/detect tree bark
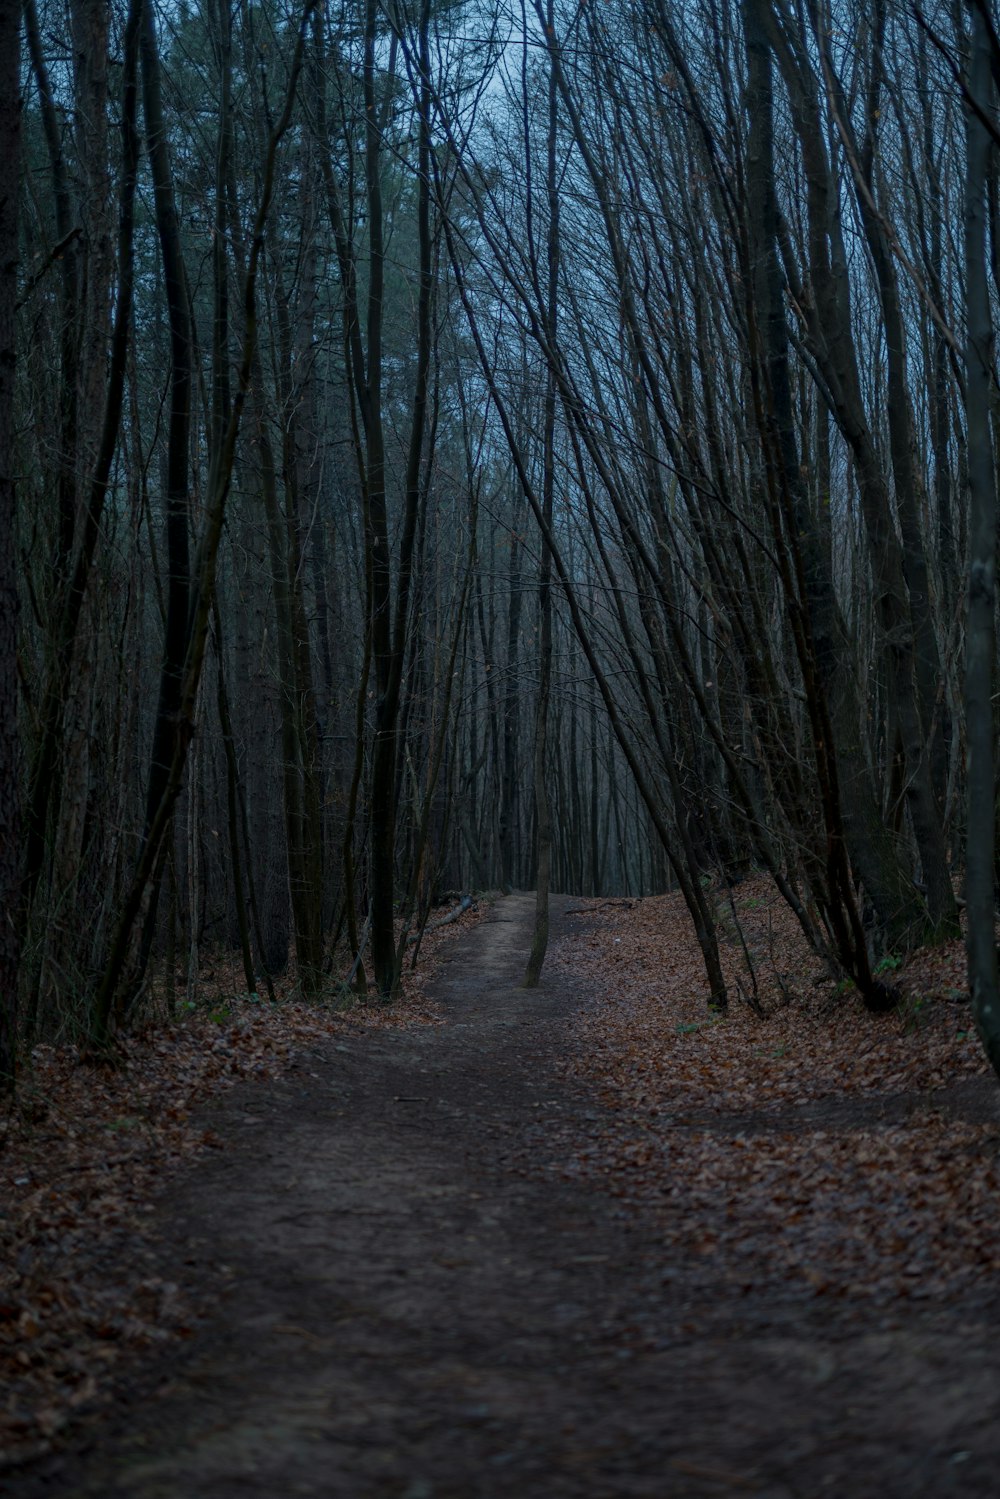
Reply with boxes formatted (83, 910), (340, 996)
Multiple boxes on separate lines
(0, 0), (21, 1087)
(964, 3), (1000, 1081)
(525, 0), (559, 988)
(140, 0), (192, 840)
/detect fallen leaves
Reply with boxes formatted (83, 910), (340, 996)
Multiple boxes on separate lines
(0, 895), (486, 1471)
(556, 878), (1000, 1305)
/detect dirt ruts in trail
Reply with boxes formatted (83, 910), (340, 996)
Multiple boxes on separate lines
(14, 891), (1000, 1497)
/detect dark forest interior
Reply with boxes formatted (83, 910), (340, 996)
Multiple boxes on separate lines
(4, 0), (1000, 1057)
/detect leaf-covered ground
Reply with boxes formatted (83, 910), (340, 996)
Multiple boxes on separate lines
(0, 904), (481, 1471)
(554, 879), (999, 1304)
(6, 887), (1000, 1498)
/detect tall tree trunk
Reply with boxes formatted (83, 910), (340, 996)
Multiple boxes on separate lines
(367, 0), (434, 998)
(213, 603), (257, 997)
(964, 3), (1000, 1080)
(525, 0), (559, 987)
(362, 0), (396, 999)
(140, 0), (191, 840)
(0, 0), (21, 1087)
(500, 492), (524, 892)
(524, 540), (553, 984)
(274, 277), (325, 995)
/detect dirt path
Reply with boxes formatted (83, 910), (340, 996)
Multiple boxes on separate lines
(15, 893), (1000, 1497)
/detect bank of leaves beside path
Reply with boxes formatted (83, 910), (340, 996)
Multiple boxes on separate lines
(555, 880), (998, 1303)
(0, 903), (482, 1472)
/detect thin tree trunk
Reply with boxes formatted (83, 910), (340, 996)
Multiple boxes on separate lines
(214, 605), (256, 997)
(964, 4), (1000, 1080)
(0, 0), (21, 1088)
(525, 2), (559, 988)
(139, 0), (192, 840)
(500, 492), (524, 893)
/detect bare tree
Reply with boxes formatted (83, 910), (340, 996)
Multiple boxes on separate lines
(0, 0), (22, 1087)
(964, 0), (1000, 1078)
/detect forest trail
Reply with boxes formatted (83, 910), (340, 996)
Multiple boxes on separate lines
(15, 892), (1000, 1498)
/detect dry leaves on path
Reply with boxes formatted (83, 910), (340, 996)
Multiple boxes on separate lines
(0, 897), (486, 1472)
(555, 878), (1000, 1304)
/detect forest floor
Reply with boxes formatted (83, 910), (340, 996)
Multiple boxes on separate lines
(5, 884), (1000, 1496)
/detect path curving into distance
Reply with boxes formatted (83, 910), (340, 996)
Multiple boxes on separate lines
(17, 892), (1000, 1498)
